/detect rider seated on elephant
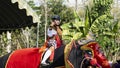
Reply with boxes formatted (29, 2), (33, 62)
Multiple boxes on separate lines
(41, 15), (63, 65)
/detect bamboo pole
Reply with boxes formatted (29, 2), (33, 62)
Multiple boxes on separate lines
(44, 0), (47, 42)
(36, 22), (40, 47)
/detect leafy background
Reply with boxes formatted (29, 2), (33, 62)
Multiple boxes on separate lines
(0, 0), (120, 62)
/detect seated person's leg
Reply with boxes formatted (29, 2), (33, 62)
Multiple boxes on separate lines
(41, 46), (54, 65)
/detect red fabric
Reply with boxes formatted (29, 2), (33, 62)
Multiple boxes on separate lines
(6, 48), (42, 68)
(90, 58), (97, 65)
(87, 43), (110, 68)
(55, 35), (62, 48)
(94, 53), (110, 68)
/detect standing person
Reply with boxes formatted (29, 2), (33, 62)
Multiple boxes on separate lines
(41, 15), (63, 65)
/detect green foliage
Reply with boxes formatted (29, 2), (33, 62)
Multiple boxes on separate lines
(27, 0), (76, 44)
(90, 0), (120, 61)
(61, 11), (83, 43)
(47, 0), (75, 23)
(91, 0), (113, 22)
(62, 0), (119, 60)
(0, 27), (38, 56)
(0, 33), (8, 56)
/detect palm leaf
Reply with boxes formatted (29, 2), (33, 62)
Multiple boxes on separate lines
(84, 8), (90, 36)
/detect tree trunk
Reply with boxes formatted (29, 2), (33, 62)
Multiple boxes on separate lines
(44, 0), (47, 42)
(6, 31), (11, 53)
